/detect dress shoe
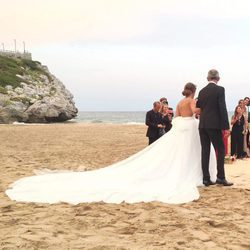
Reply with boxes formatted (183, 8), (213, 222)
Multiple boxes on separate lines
(203, 180), (216, 187)
(216, 178), (233, 186)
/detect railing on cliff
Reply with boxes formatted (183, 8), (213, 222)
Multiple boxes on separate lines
(0, 50), (32, 60)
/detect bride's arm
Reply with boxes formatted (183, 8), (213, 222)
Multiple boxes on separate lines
(190, 99), (200, 115)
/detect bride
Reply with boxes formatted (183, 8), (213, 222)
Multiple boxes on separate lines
(6, 83), (217, 205)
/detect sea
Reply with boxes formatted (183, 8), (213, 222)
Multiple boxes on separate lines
(73, 111), (234, 125)
(75, 111), (146, 124)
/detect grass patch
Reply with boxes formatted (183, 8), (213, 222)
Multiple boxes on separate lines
(0, 55), (24, 88)
(21, 59), (39, 70)
(20, 59), (52, 81)
(0, 55), (52, 89)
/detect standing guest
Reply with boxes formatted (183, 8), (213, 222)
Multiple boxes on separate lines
(231, 105), (246, 160)
(159, 97), (168, 105)
(239, 99), (249, 156)
(145, 101), (164, 145)
(239, 99), (247, 118)
(167, 107), (174, 121)
(159, 97), (168, 113)
(244, 97), (250, 149)
(159, 104), (172, 137)
(159, 97), (174, 120)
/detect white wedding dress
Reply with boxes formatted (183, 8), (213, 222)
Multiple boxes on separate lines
(6, 116), (217, 205)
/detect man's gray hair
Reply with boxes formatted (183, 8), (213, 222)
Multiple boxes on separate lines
(207, 69), (220, 80)
(153, 101), (161, 107)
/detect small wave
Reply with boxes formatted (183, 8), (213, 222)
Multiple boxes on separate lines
(12, 122), (48, 126)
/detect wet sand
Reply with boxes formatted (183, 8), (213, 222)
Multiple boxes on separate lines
(0, 123), (249, 249)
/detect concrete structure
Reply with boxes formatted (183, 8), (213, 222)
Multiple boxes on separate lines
(0, 50), (32, 60)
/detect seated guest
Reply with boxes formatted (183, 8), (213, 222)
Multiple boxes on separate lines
(231, 105), (246, 160)
(145, 101), (164, 145)
(159, 103), (172, 136)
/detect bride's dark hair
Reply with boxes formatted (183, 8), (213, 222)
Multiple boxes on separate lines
(182, 82), (196, 97)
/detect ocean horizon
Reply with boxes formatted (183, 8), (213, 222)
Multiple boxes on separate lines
(74, 111), (234, 125)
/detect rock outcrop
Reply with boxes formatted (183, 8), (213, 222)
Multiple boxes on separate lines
(0, 56), (78, 123)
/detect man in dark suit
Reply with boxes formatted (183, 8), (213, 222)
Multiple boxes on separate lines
(196, 69), (233, 186)
(145, 101), (164, 145)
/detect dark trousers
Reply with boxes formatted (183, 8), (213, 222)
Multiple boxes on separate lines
(231, 129), (244, 158)
(199, 128), (225, 181)
(148, 137), (158, 145)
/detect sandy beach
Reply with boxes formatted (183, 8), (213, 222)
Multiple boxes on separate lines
(0, 123), (249, 249)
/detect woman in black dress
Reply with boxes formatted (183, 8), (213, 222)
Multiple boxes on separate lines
(159, 103), (172, 137)
(231, 105), (247, 159)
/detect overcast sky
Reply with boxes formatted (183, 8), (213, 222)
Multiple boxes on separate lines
(1, 0), (250, 111)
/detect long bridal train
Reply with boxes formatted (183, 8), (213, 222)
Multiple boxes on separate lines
(6, 117), (217, 205)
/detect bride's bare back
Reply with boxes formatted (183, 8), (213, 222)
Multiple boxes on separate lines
(176, 97), (197, 117)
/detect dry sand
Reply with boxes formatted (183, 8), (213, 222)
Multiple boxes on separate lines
(0, 123), (249, 250)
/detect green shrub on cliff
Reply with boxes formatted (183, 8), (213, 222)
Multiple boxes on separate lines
(21, 59), (39, 70)
(0, 55), (51, 89)
(0, 56), (24, 88)
(20, 59), (51, 81)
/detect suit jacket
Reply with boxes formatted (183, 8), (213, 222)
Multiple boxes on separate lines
(196, 82), (229, 130)
(145, 109), (162, 138)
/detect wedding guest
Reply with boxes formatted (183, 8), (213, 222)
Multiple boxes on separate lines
(159, 97), (174, 120)
(244, 96), (250, 118)
(244, 97), (250, 149)
(230, 105), (246, 160)
(159, 104), (172, 137)
(238, 99), (247, 119)
(159, 97), (168, 105)
(168, 107), (174, 120)
(145, 101), (164, 145)
(244, 96), (250, 110)
(239, 99), (249, 156)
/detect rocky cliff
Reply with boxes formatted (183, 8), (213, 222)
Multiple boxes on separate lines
(0, 55), (78, 123)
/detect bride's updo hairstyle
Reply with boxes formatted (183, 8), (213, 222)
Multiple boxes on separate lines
(182, 82), (196, 97)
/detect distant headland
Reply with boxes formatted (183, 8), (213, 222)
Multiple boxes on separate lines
(0, 50), (78, 123)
